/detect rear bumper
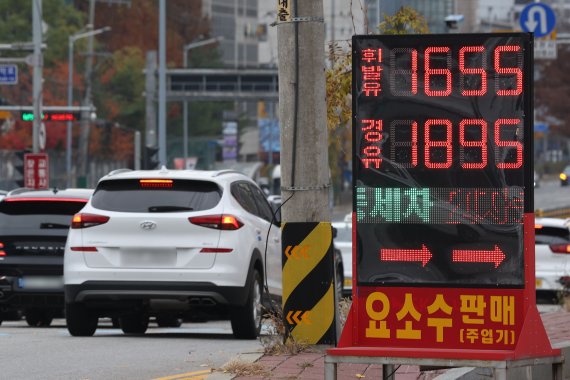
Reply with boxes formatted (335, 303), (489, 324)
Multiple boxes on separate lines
(0, 276), (63, 311)
(65, 281), (250, 307)
(0, 257), (62, 277)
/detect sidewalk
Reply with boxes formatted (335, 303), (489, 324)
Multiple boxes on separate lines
(211, 309), (570, 380)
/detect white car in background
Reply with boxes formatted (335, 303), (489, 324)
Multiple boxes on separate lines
(535, 217), (570, 304)
(332, 213), (352, 297)
(64, 168), (282, 338)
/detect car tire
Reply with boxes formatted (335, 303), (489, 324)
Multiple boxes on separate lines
(0, 319), (2, 326)
(25, 309), (53, 327)
(231, 269), (262, 339)
(156, 315), (182, 328)
(120, 313), (149, 334)
(66, 303), (98, 336)
(111, 317), (121, 328)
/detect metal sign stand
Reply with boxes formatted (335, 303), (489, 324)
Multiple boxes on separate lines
(324, 354), (563, 380)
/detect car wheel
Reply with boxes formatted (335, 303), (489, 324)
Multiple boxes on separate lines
(156, 315), (182, 328)
(66, 303), (98, 336)
(111, 317), (121, 328)
(231, 269), (262, 339)
(25, 309), (53, 327)
(120, 313), (149, 334)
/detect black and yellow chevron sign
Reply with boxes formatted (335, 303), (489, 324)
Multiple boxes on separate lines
(282, 222), (337, 345)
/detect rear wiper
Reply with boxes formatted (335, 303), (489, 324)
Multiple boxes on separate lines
(148, 206), (194, 212)
(40, 223), (70, 229)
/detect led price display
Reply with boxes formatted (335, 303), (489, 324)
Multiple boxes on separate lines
(353, 34), (532, 288)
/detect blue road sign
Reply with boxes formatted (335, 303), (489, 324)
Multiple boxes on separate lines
(0, 65), (17, 85)
(534, 123), (549, 133)
(520, 2), (556, 38)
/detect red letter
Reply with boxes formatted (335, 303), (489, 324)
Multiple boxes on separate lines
(459, 119), (488, 169)
(459, 46), (487, 96)
(390, 48), (418, 96)
(425, 119), (452, 169)
(494, 45), (522, 96)
(495, 118), (522, 169)
(425, 47), (451, 97)
(389, 120), (418, 168)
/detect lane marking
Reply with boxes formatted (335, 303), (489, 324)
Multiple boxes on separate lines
(152, 369), (211, 380)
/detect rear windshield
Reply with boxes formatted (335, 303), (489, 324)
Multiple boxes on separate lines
(0, 199), (87, 232)
(91, 179), (222, 212)
(535, 226), (570, 245)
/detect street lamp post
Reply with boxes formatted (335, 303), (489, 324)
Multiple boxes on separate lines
(67, 26), (111, 188)
(182, 37), (223, 167)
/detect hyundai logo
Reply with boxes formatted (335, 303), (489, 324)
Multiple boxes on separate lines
(140, 221), (157, 230)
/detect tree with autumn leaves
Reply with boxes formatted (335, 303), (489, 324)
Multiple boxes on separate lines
(0, 0), (220, 162)
(0, 0), (84, 150)
(325, 7), (429, 196)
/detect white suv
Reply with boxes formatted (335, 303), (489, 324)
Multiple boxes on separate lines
(64, 168), (282, 338)
(535, 217), (570, 303)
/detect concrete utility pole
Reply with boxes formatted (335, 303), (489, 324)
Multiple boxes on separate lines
(278, 1), (330, 223)
(32, 0), (43, 153)
(77, 0), (96, 186)
(145, 51), (158, 150)
(277, 0), (336, 345)
(158, 0), (167, 166)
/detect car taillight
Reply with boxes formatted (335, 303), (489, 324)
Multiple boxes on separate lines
(70, 246), (98, 252)
(71, 213), (110, 229)
(189, 215), (243, 230)
(549, 244), (570, 254)
(139, 179), (173, 188)
(200, 248), (234, 253)
(0, 242), (5, 256)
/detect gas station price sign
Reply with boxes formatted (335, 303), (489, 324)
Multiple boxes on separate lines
(353, 33), (533, 289)
(331, 33), (559, 357)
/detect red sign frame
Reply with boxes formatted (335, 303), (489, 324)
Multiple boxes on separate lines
(24, 153), (49, 190)
(329, 33), (558, 361)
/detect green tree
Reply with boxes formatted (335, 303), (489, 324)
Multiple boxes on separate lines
(0, 0), (84, 66)
(96, 47), (145, 130)
(326, 7), (429, 199)
(378, 6), (429, 35)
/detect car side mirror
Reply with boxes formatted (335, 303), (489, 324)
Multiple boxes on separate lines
(272, 209), (281, 227)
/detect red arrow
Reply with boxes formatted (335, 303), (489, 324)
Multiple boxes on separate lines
(380, 245), (432, 267)
(452, 245), (505, 268)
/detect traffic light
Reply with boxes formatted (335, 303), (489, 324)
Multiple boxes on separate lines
(143, 146), (160, 170)
(13, 149), (31, 188)
(20, 111), (80, 122)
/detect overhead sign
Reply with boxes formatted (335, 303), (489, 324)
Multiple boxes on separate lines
(535, 39), (557, 59)
(534, 123), (549, 133)
(0, 65), (18, 85)
(330, 33), (557, 361)
(520, 2), (556, 37)
(24, 153), (49, 189)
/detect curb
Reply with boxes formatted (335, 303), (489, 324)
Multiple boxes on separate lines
(207, 352), (265, 380)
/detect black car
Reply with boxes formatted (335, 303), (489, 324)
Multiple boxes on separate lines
(0, 188), (92, 326)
